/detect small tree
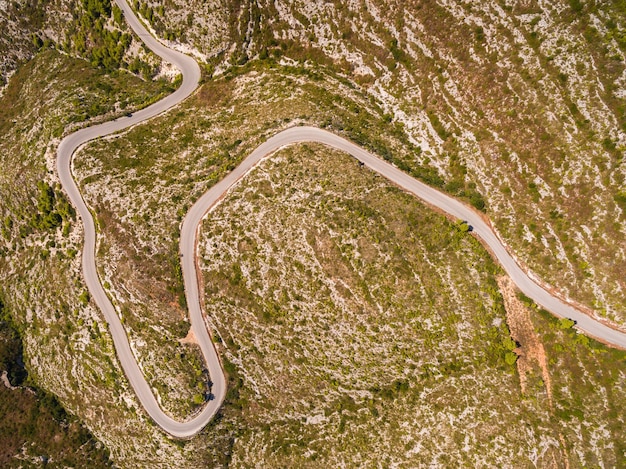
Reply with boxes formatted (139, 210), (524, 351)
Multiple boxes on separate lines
(557, 318), (576, 330)
(505, 352), (518, 366)
(79, 291), (90, 307)
(503, 337), (517, 351)
(456, 220), (471, 233)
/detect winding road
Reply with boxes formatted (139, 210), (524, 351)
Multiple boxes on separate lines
(56, 0), (626, 439)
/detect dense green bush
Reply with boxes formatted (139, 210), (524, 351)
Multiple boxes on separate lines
(28, 182), (74, 232)
(61, 0), (134, 71)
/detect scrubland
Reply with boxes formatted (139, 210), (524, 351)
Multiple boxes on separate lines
(1, 0), (625, 467)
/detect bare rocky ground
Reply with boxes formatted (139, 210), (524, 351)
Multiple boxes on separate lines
(498, 276), (552, 401)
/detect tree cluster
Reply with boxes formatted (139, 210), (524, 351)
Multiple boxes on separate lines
(29, 181), (75, 232)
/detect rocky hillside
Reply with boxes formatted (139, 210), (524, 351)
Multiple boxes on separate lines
(1, 0), (170, 89)
(0, 49), (193, 466)
(1, 0), (625, 467)
(74, 59), (626, 467)
(141, 0), (626, 327)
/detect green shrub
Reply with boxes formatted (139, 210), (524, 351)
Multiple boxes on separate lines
(505, 351), (518, 365)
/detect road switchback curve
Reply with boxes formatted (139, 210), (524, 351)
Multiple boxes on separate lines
(56, 0), (626, 439)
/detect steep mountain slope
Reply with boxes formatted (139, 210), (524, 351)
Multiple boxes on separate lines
(1, 0), (625, 467)
(0, 49), (200, 466)
(0, 299), (113, 467)
(0, 0), (56, 85)
(74, 61), (626, 466)
(143, 0), (626, 326)
(0, 0), (168, 88)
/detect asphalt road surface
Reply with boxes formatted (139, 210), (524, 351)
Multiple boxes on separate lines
(56, 0), (216, 439)
(56, 0), (626, 439)
(184, 126), (626, 354)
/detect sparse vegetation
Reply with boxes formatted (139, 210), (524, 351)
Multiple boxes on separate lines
(69, 49), (626, 464)
(557, 317), (576, 330)
(0, 49), (206, 466)
(1, 0), (626, 466)
(190, 145), (624, 466)
(0, 297), (113, 468)
(143, 0), (626, 326)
